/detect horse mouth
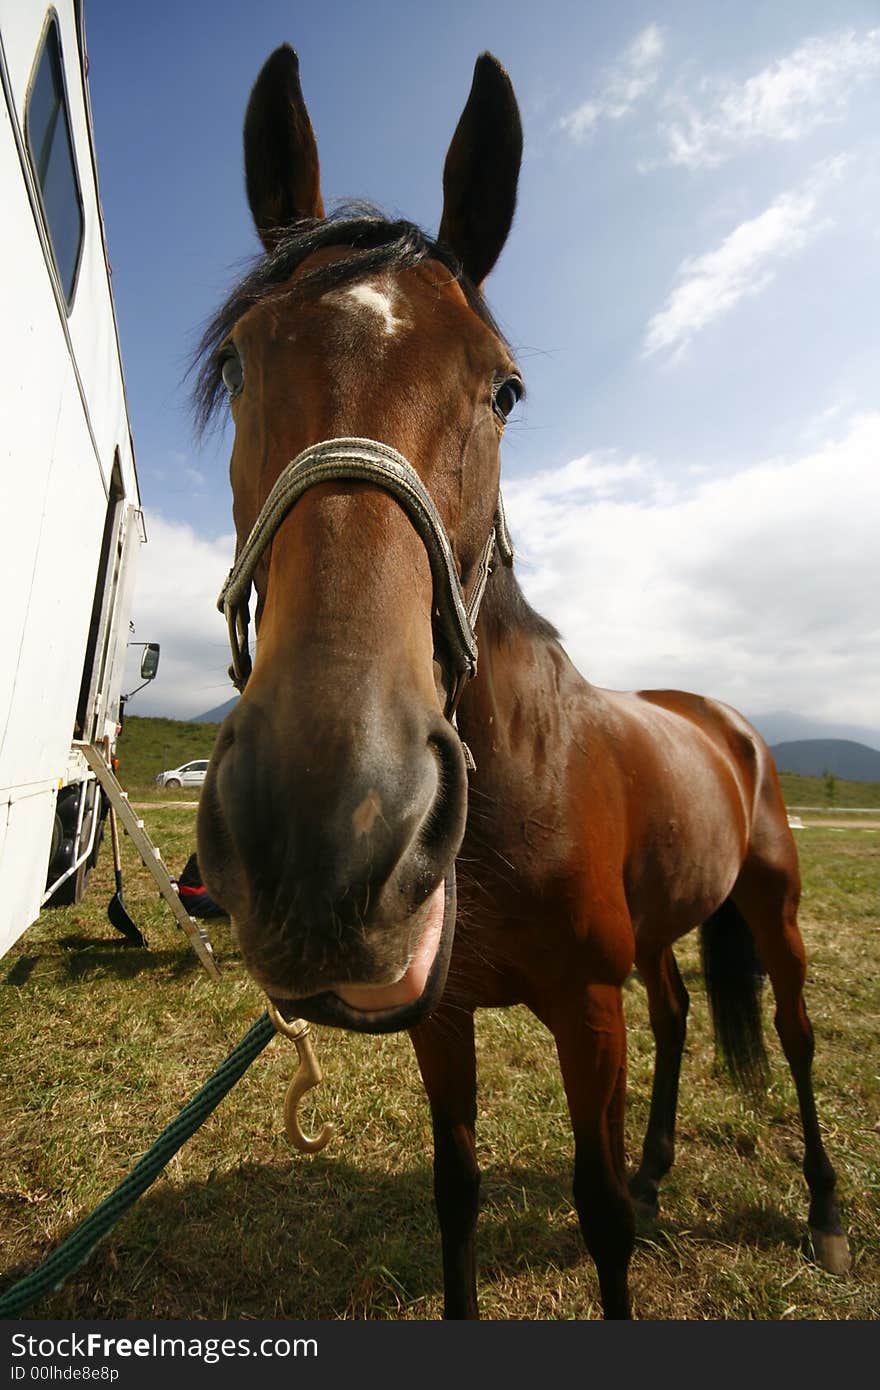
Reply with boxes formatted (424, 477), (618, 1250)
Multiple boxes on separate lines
(268, 874), (457, 1035)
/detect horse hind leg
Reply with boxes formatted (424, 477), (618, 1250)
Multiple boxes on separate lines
(409, 1006), (481, 1318)
(731, 863), (851, 1276)
(629, 945), (690, 1219)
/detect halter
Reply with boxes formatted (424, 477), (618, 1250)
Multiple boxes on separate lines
(218, 436), (513, 719)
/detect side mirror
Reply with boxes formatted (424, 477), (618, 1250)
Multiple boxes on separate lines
(140, 643), (160, 681)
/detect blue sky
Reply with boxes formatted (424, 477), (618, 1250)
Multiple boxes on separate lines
(93, 1), (880, 736)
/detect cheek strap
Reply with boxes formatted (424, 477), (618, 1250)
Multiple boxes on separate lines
(218, 436), (512, 717)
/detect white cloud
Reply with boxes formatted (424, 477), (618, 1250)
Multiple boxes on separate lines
(798, 397), (854, 444)
(511, 451), (651, 501)
(642, 158), (845, 360)
(503, 413), (880, 728)
(560, 24), (665, 141)
(123, 515), (236, 720)
(658, 28), (880, 169)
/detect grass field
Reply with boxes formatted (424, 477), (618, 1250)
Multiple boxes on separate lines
(115, 716), (219, 801)
(780, 772), (880, 811)
(1, 784), (877, 1321)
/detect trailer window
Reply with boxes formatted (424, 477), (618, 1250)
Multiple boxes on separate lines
(25, 16), (84, 306)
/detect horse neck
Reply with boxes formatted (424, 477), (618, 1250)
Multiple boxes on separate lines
(456, 565), (587, 779)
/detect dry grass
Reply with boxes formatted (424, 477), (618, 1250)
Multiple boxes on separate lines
(1, 810), (877, 1321)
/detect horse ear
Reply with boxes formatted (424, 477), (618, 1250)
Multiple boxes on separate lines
(439, 53), (522, 287)
(244, 45), (325, 250)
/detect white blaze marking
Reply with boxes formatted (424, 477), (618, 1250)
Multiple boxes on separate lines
(343, 282), (404, 336)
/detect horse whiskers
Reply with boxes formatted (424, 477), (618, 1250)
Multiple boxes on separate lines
(458, 837), (519, 892)
(420, 1000), (474, 1043)
(467, 789), (500, 811)
(454, 871), (499, 908)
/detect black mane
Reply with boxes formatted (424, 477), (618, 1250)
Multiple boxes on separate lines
(483, 560), (560, 645)
(191, 204), (509, 434)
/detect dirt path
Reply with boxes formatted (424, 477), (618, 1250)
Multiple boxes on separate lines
(795, 819), (879, 829)
(132, 800), (198, 810)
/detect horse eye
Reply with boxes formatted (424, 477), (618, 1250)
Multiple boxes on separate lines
(493, 376), (522, 422)
(221, 349), (244, 398)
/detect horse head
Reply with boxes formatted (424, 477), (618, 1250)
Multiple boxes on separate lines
(197, 46), (522, 1033)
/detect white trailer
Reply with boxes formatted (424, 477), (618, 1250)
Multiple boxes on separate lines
(0, 0), (146, 955)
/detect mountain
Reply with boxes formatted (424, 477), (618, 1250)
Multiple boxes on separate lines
(769, 739), (880, 782)
(191, 697), (239, 723)
(747, 710), (880, 752)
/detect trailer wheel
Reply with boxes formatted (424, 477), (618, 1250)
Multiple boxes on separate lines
(44, 782), (106, 908)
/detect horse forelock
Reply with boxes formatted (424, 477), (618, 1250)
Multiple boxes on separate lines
(190, 203), (511, 436)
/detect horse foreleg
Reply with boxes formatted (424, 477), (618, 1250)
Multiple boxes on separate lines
(409, 1007), (480, 1318)
(548, 981), (634, 1319)
(629, 945), (689, 1219)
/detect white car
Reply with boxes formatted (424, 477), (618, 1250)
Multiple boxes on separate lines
(155, 759), (209, 789)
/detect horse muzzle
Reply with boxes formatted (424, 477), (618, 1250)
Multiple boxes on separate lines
(198, 687), (466, 1032)
(267, 874), (458, 1035)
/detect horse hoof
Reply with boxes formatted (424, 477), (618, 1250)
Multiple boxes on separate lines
(629, 1192), (659, 1224)
(809, 1227), (851, 1276)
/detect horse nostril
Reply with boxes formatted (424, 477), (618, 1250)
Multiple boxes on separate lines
(420, 726), (468, 858)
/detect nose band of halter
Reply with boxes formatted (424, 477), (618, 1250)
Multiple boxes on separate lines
(217, 436), (513, 714)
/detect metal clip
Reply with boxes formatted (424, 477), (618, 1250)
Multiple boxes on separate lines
(267, 1002), (334, 1154)
(450, 710), (476, 772)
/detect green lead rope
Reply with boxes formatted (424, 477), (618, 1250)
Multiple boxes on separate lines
(0, 1011), (277, 1319)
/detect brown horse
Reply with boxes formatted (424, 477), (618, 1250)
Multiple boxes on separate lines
(195, 45), (850, 1318)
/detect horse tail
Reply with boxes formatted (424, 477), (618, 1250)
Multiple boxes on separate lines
(699, 898), (769, 1096)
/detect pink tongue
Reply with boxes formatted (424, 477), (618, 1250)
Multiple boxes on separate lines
(335, 883), (445, 1013)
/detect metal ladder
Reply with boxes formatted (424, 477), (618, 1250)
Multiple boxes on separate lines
(79, 743), (220, 980)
